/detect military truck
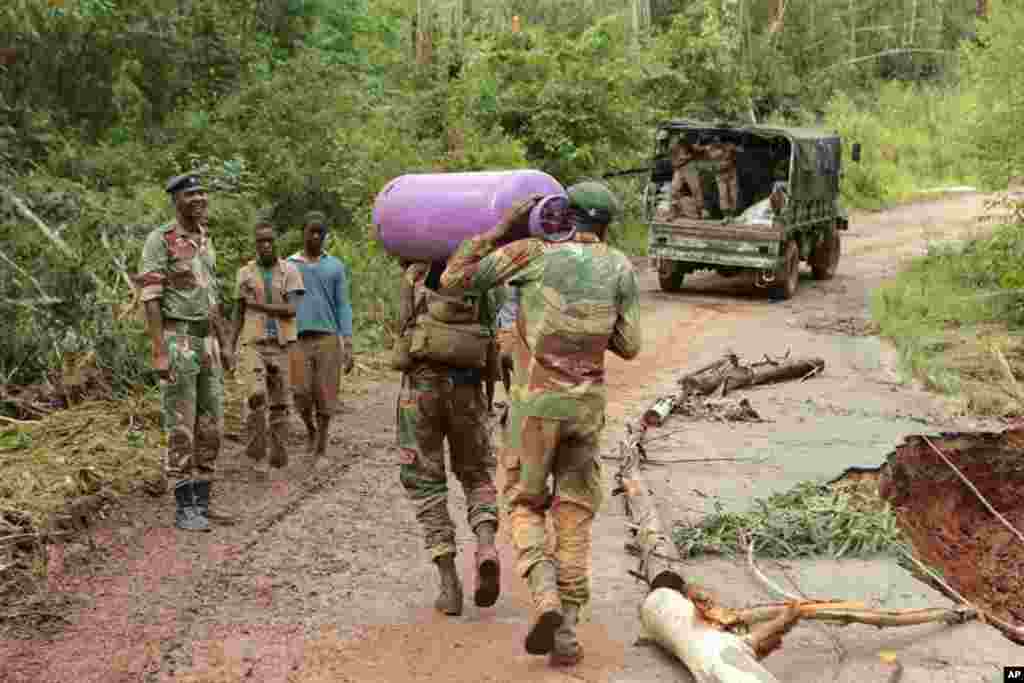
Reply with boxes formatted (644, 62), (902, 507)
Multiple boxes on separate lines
(642, 120), (859, 300)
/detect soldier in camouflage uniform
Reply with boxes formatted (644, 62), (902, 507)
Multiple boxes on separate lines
(396, 260), (500, 616)
(668, 138), (707, 220)
(137, 173), (235, 532)
(442, 182), (642, 666)
(706, 142), (740, 217)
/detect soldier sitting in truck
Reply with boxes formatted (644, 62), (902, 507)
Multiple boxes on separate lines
(666, 138), (706, 220)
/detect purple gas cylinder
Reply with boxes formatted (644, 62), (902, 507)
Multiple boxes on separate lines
(372, 170), (565, 262)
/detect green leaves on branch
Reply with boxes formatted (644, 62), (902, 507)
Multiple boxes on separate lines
(672, 480), (902, 559)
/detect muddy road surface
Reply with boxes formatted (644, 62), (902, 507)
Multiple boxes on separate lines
(2, 193), (1019, 682)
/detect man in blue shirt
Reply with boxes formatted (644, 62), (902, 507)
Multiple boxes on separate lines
(288, 211), (354, 463)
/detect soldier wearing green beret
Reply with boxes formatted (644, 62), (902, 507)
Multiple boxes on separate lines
(442, 181), (642, 667)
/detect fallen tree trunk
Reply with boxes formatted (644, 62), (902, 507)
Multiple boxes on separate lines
(615, 423), (684, 592)
(640, 588), (784, 683)
(642, 353), (823, 426)
(680, 355), (825, 396)
(616, 422), (795, 679)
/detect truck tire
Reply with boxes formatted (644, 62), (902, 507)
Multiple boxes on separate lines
(810, 229), (841, 280)
(768, 240), (799, 301)
(658, 259), (686, 293)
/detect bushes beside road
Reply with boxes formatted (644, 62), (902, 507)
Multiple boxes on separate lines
(872, 201), (1024, 415)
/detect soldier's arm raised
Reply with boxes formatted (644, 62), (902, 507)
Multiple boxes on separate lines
(441, 195), (541, 293)
(610, 262), (642, 360)
(441, 238), (539, 294)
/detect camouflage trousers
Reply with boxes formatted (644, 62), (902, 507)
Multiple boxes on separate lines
(160, 328), (224, 483)
(504, 411), (605, 609)
(397, 373), (498, 560)
(240, 339), (292, 463)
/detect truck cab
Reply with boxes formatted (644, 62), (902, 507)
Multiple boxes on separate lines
(645, 120), (855, 300)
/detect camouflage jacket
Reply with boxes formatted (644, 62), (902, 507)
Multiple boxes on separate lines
(137, 222), (218, 322)
(441, 232), (642, 421)
(398, 262), (497, 382)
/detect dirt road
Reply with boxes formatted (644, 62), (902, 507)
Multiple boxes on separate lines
(2, 193), (1019, 682)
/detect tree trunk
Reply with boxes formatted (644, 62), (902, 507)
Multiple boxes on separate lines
(616, 425), (685, 591)
(849, 0), (857, 60)
(416, 0), (433, 65)
(640, 588), (781, 683)
(679, 357), (825, 396)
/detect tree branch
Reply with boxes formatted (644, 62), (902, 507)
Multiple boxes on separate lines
(0, 186), (103, 290)
(813, 48), (956, 75)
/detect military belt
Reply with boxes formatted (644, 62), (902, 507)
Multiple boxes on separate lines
(165, 317), (211, 338)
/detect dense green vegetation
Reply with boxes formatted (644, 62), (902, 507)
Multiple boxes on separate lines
(868, 0), (1024, 417)
(0, 0), (1019, 397)
(872, 205), (1024, 415)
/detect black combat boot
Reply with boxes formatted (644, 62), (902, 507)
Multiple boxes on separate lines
(174, 480), (209, 532)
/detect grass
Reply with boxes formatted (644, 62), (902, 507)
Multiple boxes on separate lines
(824, 82), (979, 211)
(871, 212), (1024, 415)
(671, 479), (902, 559)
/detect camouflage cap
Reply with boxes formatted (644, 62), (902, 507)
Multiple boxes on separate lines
(166, 173), (205, 194)
(566, 180), (621, 225)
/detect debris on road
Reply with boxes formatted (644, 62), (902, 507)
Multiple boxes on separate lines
(613, 403), (1013, 682)
(672, 478), (902, 559)
(642, 351), (824, 427)
(677, 351), (825, 396)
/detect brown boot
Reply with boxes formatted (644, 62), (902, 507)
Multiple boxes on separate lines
(525, 560), (562, 655)
(473, 521), (500, 608)
(549, 603), (584, 666)
(434, 553), (463, 616)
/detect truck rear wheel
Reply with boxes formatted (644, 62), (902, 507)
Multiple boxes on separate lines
(658, 259), (686, 293)
(810, 230), (841, 280)
(768, 240), (799, 301)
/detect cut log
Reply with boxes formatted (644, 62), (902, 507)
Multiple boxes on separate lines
(640, 588), (782, 683)
(616, 424), (684, 592)
(680, 356), (825, 396)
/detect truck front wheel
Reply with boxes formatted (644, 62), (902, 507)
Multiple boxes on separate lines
(658, 259), (686, 293)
